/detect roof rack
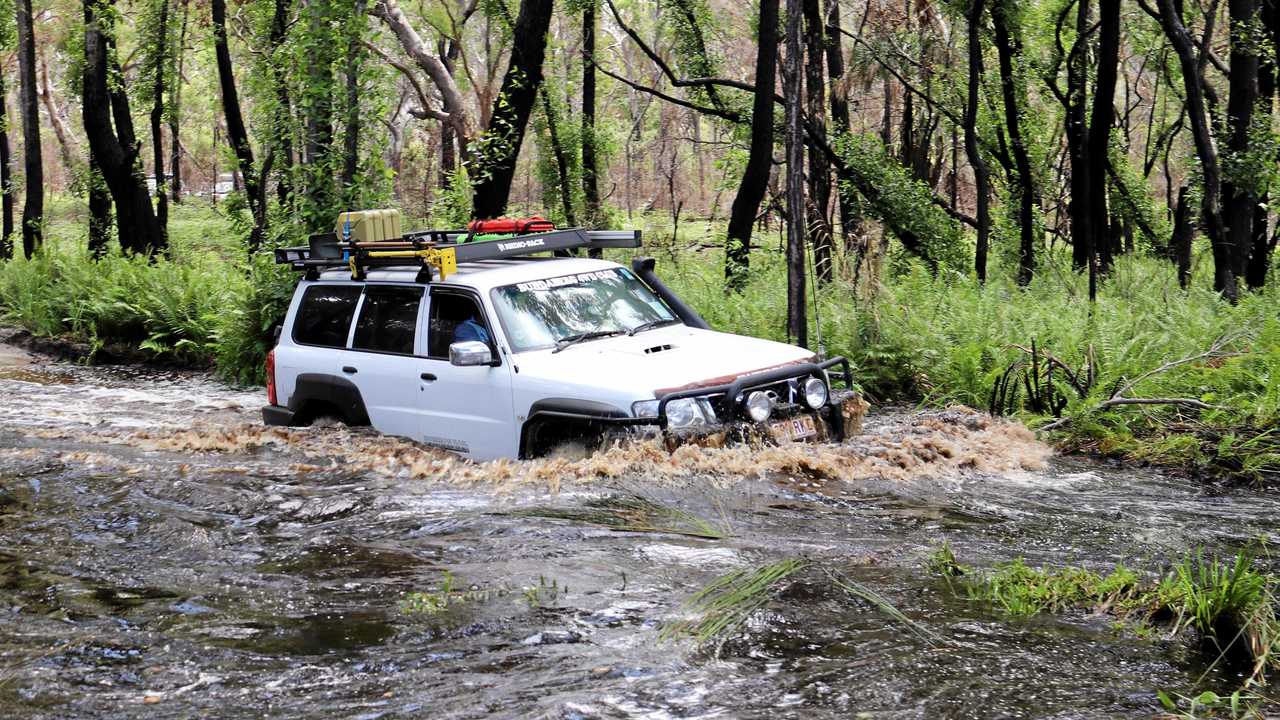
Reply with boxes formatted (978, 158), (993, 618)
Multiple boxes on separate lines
(274, 225), (642, 283)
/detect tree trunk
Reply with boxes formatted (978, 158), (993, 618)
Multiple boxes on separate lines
(38, 50), (77, 173)
(303, 0), (337, 231)
(469, 0), (555, 218)
(725, 0), (779, 289)
(823, 0), (861, 262)
(802, 0), (832, 283)
(965, 0), (991, 284)
(1247, 0), (1277, 288)
(169, 0), (188, 203)
(991, 0), (1038, 286)
(784, 0), (807, 348)
(0, 70), (12, 257)
(1224, 0), (1261, 280)
(1156, 0), (1234, 300)
(213, 0), (266, 250)
(539, 89), (577, 226)
(269, 0), (294, 206)
(88, 155), (114, 257)
(83, 0), (163, 256)
(1172, 184), (1194, 289)
(150, 0), (170, 248)
(1065, 0), (1092, 274)
(582, 0), (601, 235)
(17, 0), (43, 258)
(1083, 0), (1119, 293)
(341, 0), (367, 194)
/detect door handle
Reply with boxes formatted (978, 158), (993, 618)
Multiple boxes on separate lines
(420, 372), (437, 382)
(342, 366), (358, 374)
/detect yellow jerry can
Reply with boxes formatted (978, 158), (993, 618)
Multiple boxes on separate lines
(335, 209), (404, 243)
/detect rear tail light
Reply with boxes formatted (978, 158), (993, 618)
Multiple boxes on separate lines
(265, 349), (278, 406)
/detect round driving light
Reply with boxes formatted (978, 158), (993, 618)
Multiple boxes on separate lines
(666, 398), (699, 428)
(745, 391), (773, 423)
(803, 377), (829, 409)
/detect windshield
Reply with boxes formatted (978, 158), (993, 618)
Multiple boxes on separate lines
(492, 268), (679, 352)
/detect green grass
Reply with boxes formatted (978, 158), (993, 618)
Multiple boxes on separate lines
(661, 558), (809, 645)
(936, 547), (1280, 687)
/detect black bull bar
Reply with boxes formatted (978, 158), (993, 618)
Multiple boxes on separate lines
(656, 357), (854, 428)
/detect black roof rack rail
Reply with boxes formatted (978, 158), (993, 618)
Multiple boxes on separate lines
(273, 227), (642, 282)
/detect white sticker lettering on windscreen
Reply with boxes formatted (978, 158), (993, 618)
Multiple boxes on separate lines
(516, 269), (621, 292)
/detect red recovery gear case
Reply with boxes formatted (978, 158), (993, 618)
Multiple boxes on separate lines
(466, 217), (556, 235)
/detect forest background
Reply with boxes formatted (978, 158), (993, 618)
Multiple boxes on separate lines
(0, 0), (1276, 481)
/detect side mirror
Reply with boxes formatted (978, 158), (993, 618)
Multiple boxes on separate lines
(449, 340), (494, 367)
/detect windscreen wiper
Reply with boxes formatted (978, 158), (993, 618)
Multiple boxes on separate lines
(552, 330), (625, 353)
(627, 319), (678, 336)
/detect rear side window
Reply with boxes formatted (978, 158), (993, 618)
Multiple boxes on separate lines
(353, 286), (423, 355)
(292, 285), (362, 348)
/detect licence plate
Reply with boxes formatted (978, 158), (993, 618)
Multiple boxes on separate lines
(771, 415), (817, 442)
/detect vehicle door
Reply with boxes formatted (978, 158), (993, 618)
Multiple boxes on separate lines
(418, 287), (517, 459)
(343, 284), (427, 438)
(278, 283), (363, 404)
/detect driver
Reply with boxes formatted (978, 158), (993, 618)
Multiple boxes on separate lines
(454, 316), (491, 344)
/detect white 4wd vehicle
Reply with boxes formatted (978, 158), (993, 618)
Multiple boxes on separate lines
(263, 219), (862, 460)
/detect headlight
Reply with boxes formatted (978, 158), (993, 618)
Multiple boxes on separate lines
(665, 398), (704, 428)
(803, 377), (829, 409)
(744, 391), (772, 423)
(631, 400), (659, 418)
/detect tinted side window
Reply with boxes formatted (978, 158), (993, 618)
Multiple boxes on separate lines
(292, 285), (362, 348)
(353, 286), (423, 355)
(427, 292), (490, 359)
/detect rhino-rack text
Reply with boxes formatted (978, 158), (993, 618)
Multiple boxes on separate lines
(496, 238), (547, 252)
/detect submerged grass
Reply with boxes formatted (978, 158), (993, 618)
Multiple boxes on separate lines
(511, 494), (729, 539)
(664, 558), (938, 650)
(934, 547), (1280, 687)
(661, 559), (809, 645)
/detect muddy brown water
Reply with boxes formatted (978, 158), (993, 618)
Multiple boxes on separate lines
(0, 352), (1277, 718)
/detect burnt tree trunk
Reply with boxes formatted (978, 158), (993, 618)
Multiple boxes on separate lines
(87, 155), (113, 257)
(0, 70), (12, 257)
(212, 0), (266, 250)
(784, 0), (807, 347)
(469, 0), (555, 218)
(1157, 0), (1233, 300)
(540, 89), (577, 226)
(965, 0), (991, 284)
(83, 0), (163, 256)
(1172, 184), (1195, 289)
(269, 0), (294, 206)
(169, 0), (188, 202)
(802, 0), (832, 282)
(1065, 0), (1092, 275)
(1223, 0), (1260, 282)
(1248, 0), (1278, 288)
(823, 0), (857, 246)
(582, 0), (601, 236)
(17, 0), (43, 258)
(341, 0), (367, 193)
(149, 0), (170, 247)
(304, 0), (336, 230)
(725, 0), (779, 289)
(991, 0), (1038, 286)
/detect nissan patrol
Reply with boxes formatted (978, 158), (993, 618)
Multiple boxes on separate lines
(262, 212), (863, 460)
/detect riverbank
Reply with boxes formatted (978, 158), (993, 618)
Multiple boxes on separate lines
(1, 200), (1276, 483)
